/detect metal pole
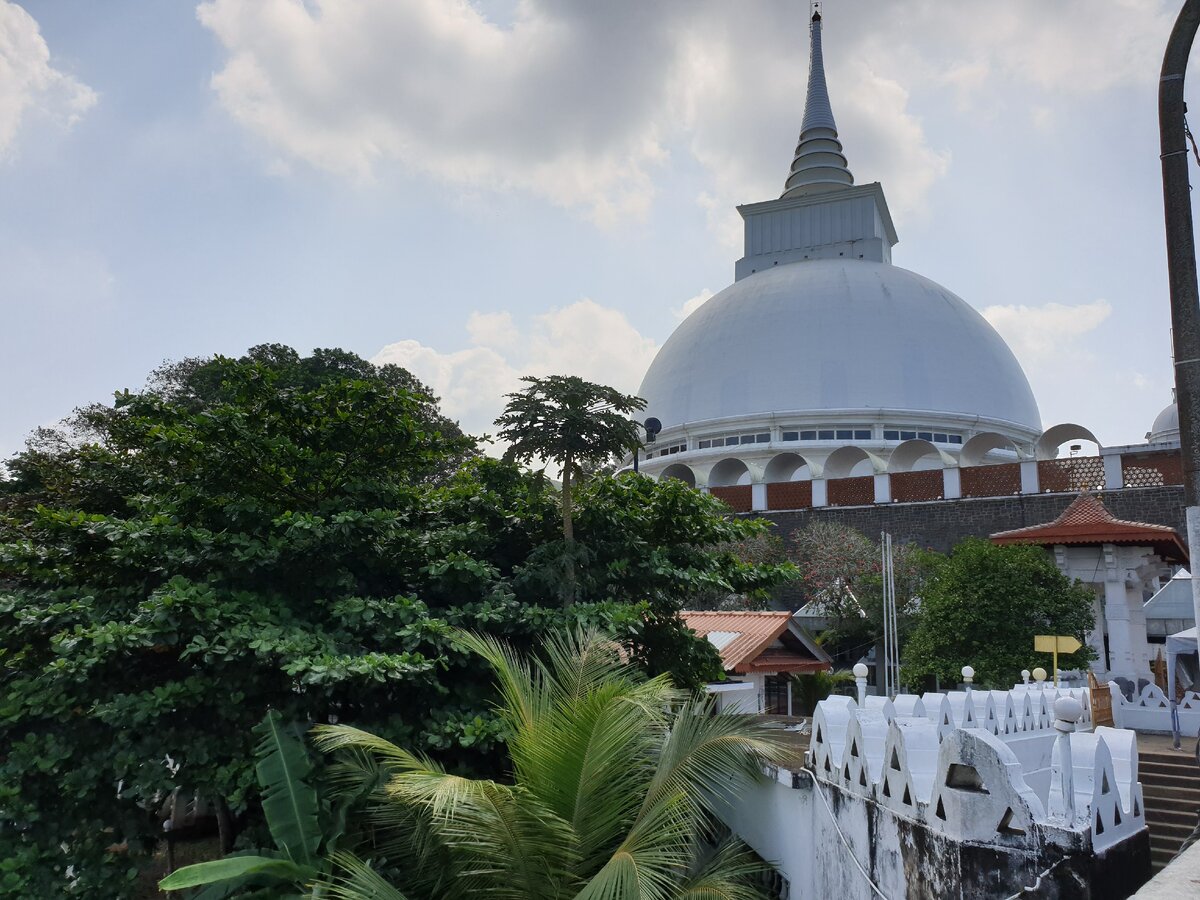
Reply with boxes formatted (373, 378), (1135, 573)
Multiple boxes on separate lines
(1159, 0), (1200, 750)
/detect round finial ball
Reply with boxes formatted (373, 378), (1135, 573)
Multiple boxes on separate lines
(961, 666), (974, 682)
(1054, 696), (1083, 723)
(1032, 667), (1047, 682)
(853, 663), (869, 678)
(1021, 669), (1031, 679)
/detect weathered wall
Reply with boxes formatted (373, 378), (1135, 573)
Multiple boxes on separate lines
(746, 486), (1187, 554)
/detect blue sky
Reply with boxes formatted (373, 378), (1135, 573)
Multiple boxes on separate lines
(2, 0), (1196, 457)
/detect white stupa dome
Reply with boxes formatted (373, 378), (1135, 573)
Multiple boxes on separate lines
(639, 259), (1039, 430)
(1149, 401), (1179, 443)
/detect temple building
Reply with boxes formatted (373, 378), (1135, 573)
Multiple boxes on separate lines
(628, 10), (1136, 513)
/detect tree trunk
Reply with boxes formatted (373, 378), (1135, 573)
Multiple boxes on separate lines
(562, 459), (576, 606)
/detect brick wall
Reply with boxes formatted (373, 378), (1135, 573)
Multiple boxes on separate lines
(747, 485), (1188, 554)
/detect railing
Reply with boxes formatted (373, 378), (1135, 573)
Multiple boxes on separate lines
(807, 685), (1141, 853)
(1122, 450), (1184, 488)
(766, 480), (812, 510)
(960, 462), (1021, 498)
(709, 485), (752, 512)
(890, 469), (943, 503)
(704, 450), (1184, 512)
(827, 475), (874, 507)
(1038, 456), (1105, 493)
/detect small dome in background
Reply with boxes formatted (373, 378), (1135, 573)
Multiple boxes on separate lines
(1148, 401), (1179, 443)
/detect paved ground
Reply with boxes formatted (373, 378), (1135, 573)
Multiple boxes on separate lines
(1138, 731), (1200, 759)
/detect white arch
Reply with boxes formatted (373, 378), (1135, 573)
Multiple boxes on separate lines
(824, 446), (885, 479)
(764, 451), (818, 482)
(659, 463), (697, 487)
(1036, 423), (1102, 461)
(887, 439), (956, 473)
(959, 432), (1024, 467)
(709, 457), (751, 488)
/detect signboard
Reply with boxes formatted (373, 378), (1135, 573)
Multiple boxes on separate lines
(1033, 635), (1082, 654)
(1034, 635), (1083, 686)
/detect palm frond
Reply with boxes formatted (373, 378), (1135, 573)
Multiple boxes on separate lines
(318, 851), (412, 900)
(677, 836), (773, 900)
(639, 702), (788, 825)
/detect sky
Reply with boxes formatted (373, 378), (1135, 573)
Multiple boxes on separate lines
(2, 0), (1198, 459)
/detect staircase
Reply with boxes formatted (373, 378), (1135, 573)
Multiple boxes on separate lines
(1139, 748), (1200, 872)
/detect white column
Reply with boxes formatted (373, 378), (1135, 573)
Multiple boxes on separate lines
(943, 466), (961, 499)
(1020, 460), (1040, 494)
(751, 482), (767, 511)
(1102, 452), (1124, 491)
(1102, 545), (1135, 677)
(873, 473), (891, 503)
(812, 479), (828, 507)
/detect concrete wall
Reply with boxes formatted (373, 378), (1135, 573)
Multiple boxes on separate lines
(751, 486), (1187, 554)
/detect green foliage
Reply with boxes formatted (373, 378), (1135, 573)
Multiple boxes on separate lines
(307, 629), (788, 899)
(160, 710), (330, 895)
(0, 350), (789, 895)
(792, 669), (855, 718)
(903, 538), (1096, 688)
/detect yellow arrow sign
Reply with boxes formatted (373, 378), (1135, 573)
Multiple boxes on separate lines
(1033, 635), (1084, 686)
(1034, 635), (1083, 654)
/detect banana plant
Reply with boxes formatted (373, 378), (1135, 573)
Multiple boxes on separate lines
(159, 710), (350, 898)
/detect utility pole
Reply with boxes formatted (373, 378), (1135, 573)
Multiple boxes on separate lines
(1160, 0), (1200, 748)
(1161, 0), (1200, 628)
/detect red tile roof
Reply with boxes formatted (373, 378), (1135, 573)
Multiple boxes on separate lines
(990, 493), (1188, 563)
(680, 610), (828, 674)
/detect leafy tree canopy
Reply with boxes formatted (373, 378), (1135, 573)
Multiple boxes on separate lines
(902, 538), (1096, 688)
(0, 349), (789, 896)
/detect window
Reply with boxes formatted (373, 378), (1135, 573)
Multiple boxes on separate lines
(949, 435), (963, 445)
(740, 434), (755, 444)
(836, 429), (852, 440)
(918, 431), (933, 442)
(763, 676), (789, 715)
(782, 431), (799, 441)
(726, 436), (739, 446)
(698, 439), (711, 449)
(884, 430), (900, 441)
(818, 429), (835, 440)
(756, 433), (770, 443)
(854, 429), (871, 441)
(800, 430), (817, 440)
(934, 433), (948, 443)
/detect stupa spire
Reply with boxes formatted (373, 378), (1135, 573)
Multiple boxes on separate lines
(782, 4), (854, 199)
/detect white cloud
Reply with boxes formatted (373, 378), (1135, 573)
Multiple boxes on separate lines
(0, 1), (95, 157)
(982, 300), (1112, 361)
(372, 298), (659, 439)
(672, 288), (712, 321)
(195, 0), (1174, 240)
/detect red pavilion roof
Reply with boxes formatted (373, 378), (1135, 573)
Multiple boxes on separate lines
(990, 493), (1188, 563)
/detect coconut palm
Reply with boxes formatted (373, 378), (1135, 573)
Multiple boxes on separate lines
(310, 629), (788, 899)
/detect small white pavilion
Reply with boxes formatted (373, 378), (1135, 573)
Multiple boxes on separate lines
(991, 494), (1189, 680)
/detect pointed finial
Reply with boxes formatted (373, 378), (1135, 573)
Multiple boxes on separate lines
(782, 5), (854, 199)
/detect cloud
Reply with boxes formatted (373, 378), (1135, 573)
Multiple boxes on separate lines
(372, 298), (659, 439)
(672, 288), (712, 321)
(0, 1), (95, 157)
(196, 1), (1173, 239)
(981, 300), (1112, 361)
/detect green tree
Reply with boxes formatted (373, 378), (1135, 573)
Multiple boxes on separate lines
(0, 350), (789, 896)
(903, 538), (1096, 688)
(296, 629), (786, 899)
(495, 376), (645, 603)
